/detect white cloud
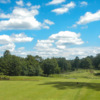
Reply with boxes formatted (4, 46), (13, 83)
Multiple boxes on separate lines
(42, 25), (50, 29)
(52, 2), (76, 14)
(33, 30), (99, 59)
(49, 31), (84, 49)
(46, 0), (65, 5)
(18, 47), (25, 51)
(80, 1), (88, 7)
(76, 10), (100, 25)
(0, 33), (33, 44)
(43, 19), (54, 29)
(59, 47), (100, 59)
(26, 2), (31, 7)
(0, 33), (33, 53)
(0, 13), (11, 18)
(0, 6), (42, 30)
(0, 32), (99, 59)
(81, 25), (88, 29)
(0, 43), (15, 52)
(44, 19), (54, 25)
(2, 46), (100, 59)
(34, 30), (84, 58)
(16, 0), (24, 6)
(0, 5), (53, 30)
(35, 40), (54, 49)
(99, 35), (100, 38)
(72, 24), (77, 28)
(31, 5), (40, 9)
(11, 33), (33, 42)
(0, 35), (11, 44)
(35, 39), (100, 59)
(0, 0), (10, 4)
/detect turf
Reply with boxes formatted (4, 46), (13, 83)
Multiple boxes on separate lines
(0, 70), (100, 100)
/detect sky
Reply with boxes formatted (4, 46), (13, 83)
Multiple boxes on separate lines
(0, 0), (100, 59)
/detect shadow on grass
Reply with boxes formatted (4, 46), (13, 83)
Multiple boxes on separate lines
(94, 73), (100, 76)
(39, 81), (100, 91)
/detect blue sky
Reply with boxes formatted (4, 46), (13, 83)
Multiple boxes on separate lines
(0, 0), (100, 59)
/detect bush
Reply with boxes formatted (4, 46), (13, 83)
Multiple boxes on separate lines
(0, 75), (10, 80)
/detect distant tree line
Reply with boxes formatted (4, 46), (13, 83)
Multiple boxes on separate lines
(0, 50), (100, 76)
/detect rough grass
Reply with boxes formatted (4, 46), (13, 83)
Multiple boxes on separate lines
(0, 70), (100, 100)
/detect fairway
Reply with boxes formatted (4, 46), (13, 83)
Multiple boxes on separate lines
(0, 74), (100, 100)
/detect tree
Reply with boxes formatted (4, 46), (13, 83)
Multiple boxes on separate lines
(56, 57), (71, 72)
(98, 64), (100, 70)
(8, 55), (22, 76)
(35, 55), (43, 63)
(80, 57), (93, 69)
(73, 56), (80, 70)
(94, 54), (100, 69)
(3, 50), (11, 58)
(20, 58), (28, 76)
(26, 55), (43, 76)
(42, 58), (60, 76)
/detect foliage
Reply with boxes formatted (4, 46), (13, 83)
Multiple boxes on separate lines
(56, 58), (71, 72)
(42, 58), (60, 76)
(0, 50), (100, 76)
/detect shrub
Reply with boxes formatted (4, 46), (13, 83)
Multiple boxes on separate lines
(0, 75), (10, 80)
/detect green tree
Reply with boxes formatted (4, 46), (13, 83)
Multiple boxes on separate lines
(8, 55), (22, 76)
(3, 50), (11, 58)
(56, 58), (71, 72)
(94, 54), (100, 69)
(26, 55), (43, 76)
(42, 58), (60, 76)
(80, 57), (93, 69)
(73, 56), (80, 70)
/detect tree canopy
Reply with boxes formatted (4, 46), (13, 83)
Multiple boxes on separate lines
(0, 50), (100, 76)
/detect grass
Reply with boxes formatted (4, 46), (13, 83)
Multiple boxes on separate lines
(0, 70), (100, 100)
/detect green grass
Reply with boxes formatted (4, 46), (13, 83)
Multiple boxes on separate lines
(0, 70), (100, 100)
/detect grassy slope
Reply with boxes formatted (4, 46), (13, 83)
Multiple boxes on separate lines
(0, 70), (100, 100)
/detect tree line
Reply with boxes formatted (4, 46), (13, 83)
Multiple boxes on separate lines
(0, 50), (100, 76)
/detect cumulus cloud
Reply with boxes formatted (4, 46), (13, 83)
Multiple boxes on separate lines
(49, 31), (84, 49)
(34, 30), (84, 58)
(0, 0), (10, 4)
(11, 33), (33, 42)
(35, 40), (60, 58)
(0, 43), (15, 52)
(31, 5), (40, 9)
(1, 45), (100, 59)
(33, 31), (99, 59)
(11, 47), (29, 57)
(59, 47), (100, 59)
(73, 10), (100, 27)
(0, 33), (33, 44)
(0, 6), (42, 30)
(35, 40), (54, 49)
(0, 4), (53, 30)
(52, 2), (76, 14)
(0, 33), (33, 52)
(26, 2), (31, 7)
(35, 40), (100, 59)
(44, 19), (54, 25)
(18, 47), (25, 51)
(0, 32), (99, 59)
(80, 1), (88, 7)
(16, 0), (24, 6)
(43, 19), (54, 29)
(0, 32), (34, 57)
(46, 0), (65, 5)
